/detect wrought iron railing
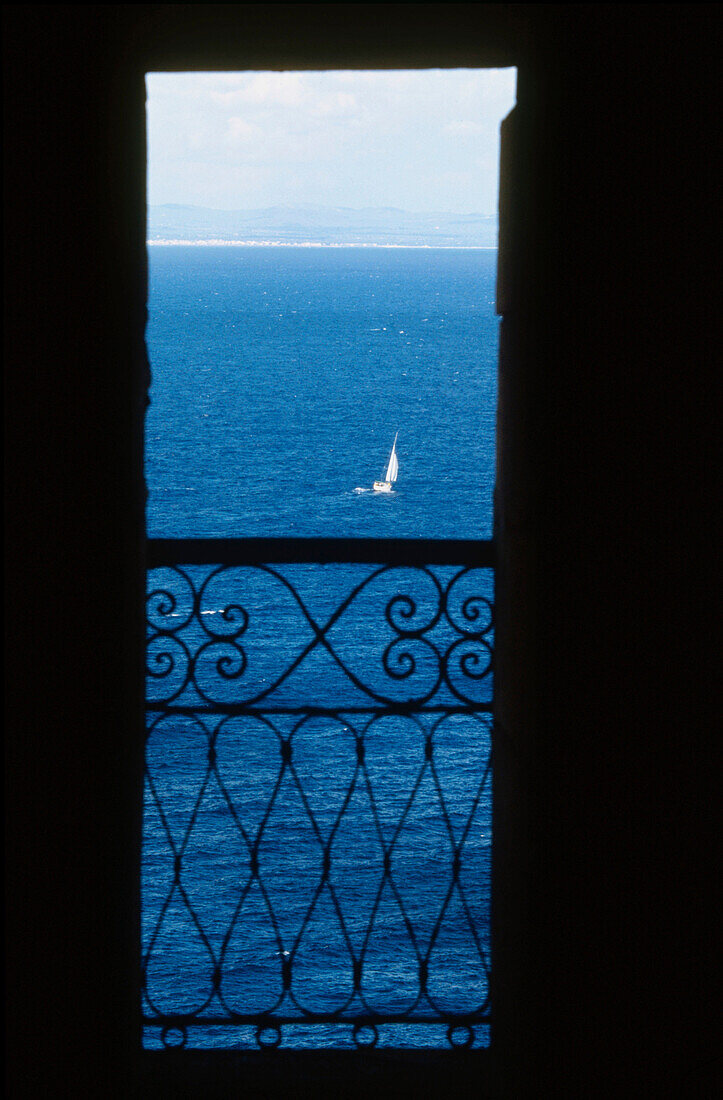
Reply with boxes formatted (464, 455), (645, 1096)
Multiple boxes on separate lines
(143, 538), (494, 1050)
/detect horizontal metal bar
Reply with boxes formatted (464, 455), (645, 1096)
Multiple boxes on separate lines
(143, 1014), (491, 1026)
(146, 537), (495, 568)
(145, 704), (493, 717)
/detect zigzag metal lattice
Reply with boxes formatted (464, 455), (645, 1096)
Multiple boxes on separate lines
(143, 709), (492, 1035)
(143, 555), (493, 1049)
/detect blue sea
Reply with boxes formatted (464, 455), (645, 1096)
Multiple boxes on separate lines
(144, 246), (497, 1051)
(145, 246), (498, 540)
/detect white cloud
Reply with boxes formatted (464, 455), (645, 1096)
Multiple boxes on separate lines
(147, 68), (517, 213)
(215, 71), (307, 108)
(444, 120), (486, 136)
(312, 91), (359, 118)
(226, 117), (260, 145)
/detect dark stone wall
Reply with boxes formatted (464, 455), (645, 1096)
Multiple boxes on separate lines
(496, 11), (717, 1093)
(5, 5), (717, 1097)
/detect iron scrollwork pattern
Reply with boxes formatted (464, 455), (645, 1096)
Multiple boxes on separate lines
(144, 549), (493, 1050)
(146, 562), (493, 709)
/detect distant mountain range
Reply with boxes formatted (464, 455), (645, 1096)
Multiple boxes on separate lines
(147, 204), (498, 247)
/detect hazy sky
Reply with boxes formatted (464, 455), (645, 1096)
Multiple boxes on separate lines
(146, 69), (516, 214)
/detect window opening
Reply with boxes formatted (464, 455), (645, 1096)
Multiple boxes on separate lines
(143, 68), (516, 1051)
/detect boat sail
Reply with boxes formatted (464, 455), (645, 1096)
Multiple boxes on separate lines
(373, 432), (399, 492)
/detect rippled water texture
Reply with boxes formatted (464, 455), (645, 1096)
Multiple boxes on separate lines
(145, 246), (498, 540)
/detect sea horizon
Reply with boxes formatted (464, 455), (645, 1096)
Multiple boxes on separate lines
(147, 239), (499, 249)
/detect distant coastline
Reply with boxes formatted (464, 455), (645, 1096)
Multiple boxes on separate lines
(147, 239), (498, 249)
(146, 204), (499, 250)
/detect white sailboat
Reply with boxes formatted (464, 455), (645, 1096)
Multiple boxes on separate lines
(373, 432), (399, 492)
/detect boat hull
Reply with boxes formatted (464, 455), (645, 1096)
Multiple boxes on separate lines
(372, 481), (393, 493)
